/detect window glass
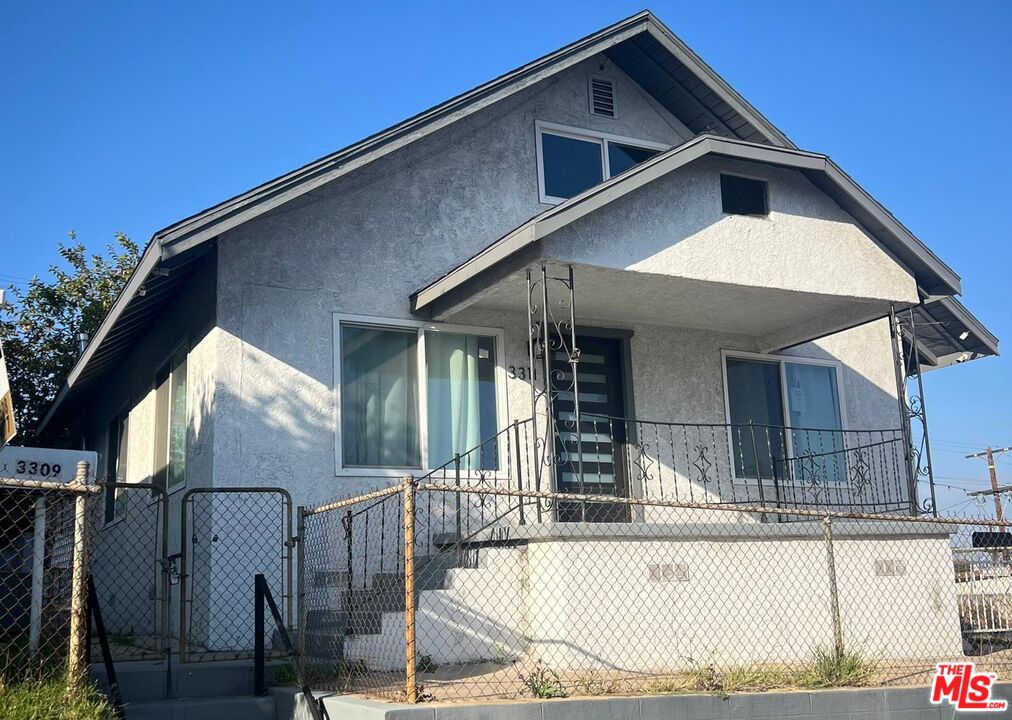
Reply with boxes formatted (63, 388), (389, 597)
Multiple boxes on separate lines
(541, 132), (603, 199)
(341, 325), (420, 468)
(608, 142), (660, 176)
(785, 362), (845, 482)
(725, 358), (785, 479)
(104, 413), (129, 522)
(425, 332), (498, 470)
(167, 350), (187, 489)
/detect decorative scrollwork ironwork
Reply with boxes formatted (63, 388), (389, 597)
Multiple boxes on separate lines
(848, 447), (871, 496)
(692, 444), (712, 486)
(632, 441), (654, 485)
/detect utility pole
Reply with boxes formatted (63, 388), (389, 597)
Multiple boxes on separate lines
(966, 447), (1012, 521)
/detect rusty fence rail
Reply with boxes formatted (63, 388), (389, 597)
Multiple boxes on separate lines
(299, 479), (1012, 703)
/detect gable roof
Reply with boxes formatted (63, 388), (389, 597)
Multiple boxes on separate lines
(38, 10), (798, 434)
(156, 11), (793, 261)
(411, 134), (963, 313)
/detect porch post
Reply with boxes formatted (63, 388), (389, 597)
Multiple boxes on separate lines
(889, 306), (918, 516)
(906, 308), (938, 517)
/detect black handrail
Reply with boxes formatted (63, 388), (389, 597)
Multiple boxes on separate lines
(254, 574), (324, 720)
(88, 575), (126, 720)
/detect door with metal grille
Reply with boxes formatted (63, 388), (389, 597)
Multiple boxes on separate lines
(551, 335), (631, 522)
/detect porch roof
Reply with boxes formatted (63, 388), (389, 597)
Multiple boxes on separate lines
(412, 135), (963, 314)
(909, 296), (1000, 371)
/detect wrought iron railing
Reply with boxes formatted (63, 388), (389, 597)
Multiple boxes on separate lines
(413, 414), (911, 522)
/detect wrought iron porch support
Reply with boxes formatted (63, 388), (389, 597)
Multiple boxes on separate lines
(526, 264), (581, 519)
(889, 305), (938, 517)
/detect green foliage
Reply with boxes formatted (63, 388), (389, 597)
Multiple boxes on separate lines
(272, 663), (299, 686)
(641, 649), (880, 698)
(416, 654), (438, 673)
(799, 647), (879, 689)
(0, 677), (115, 720)
(571, 670), (618, 696)
(521, 660), (566, 699)
(0, 232), (139, 440)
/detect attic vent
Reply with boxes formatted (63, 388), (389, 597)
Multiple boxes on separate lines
(589, 75), (616, 118)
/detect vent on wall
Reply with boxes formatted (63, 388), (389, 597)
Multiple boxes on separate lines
(589, 75), (616, 118)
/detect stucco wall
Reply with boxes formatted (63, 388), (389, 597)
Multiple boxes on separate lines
(340, 528), (964, 673)
(541, 156), (919, 305)
(209, 52), (915, 511)
(214, 56), (689, 506)
(86, 251), (218, 640)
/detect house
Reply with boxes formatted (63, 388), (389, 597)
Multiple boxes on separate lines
(39, 11), (1000, 688)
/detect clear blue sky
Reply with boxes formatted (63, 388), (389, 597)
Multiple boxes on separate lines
(1, 1), (1009, 515)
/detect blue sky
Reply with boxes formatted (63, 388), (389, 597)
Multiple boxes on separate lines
(1, 1), (1009, 515)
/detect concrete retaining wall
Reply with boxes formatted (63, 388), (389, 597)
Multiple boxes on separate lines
(314, 684), (1009, 720)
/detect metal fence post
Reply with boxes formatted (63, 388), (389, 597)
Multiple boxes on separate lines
(296, 506), (307, 664)
(67, 460), (91, 690)
(402, 474), (418, 704)
(822, 516), (845, 660)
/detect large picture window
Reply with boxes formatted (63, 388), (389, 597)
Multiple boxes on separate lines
(536, 122), (666, 203)
(724, 353), (845, 481)
(337, 319), (503, 472)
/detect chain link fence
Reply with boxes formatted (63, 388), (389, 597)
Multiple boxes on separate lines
(0, 467), (96, 690)
(180, 487), (293, 662)
(300, 479), (1012, 703)
(89, 482), (169, 662)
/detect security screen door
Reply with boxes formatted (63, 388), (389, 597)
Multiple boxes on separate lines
(550, 335), (630, 522)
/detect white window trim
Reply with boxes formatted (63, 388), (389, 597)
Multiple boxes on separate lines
(587, 74), (617, 119)
(720, 349), (849, 486)
(535, 120), (669, 205)
(333, 313), (509, 478)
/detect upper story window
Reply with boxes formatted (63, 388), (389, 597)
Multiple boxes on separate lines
(720, 173), (768, 216)
(336, 317), (504, 473)
(536, 121), (666, 204)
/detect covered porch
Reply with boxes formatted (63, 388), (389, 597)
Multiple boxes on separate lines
(408, 137), (998, 521)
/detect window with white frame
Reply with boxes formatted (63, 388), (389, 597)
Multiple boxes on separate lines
(337, 319), (502, 471)
(536, 122), (666, 203)
(723, 353), (845, 481)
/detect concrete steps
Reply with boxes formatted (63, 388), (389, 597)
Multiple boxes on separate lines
(90, 659), (290, 720)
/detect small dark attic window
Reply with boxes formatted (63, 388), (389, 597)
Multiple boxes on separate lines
(720, 174), (768, 216)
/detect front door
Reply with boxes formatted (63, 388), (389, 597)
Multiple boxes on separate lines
(551, 335), (630, 522)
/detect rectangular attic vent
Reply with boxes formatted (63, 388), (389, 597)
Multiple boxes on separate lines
(589, 75), (616, 118)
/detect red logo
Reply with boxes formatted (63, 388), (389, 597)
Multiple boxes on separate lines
(931, 663), (1008, 712)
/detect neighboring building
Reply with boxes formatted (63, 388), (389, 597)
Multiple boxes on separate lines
(39, 12), (999, 673)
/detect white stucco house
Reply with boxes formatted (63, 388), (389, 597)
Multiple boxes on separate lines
(40, 11), (1000, 677)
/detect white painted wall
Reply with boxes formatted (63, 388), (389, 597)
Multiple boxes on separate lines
(343, 529), (964, 673)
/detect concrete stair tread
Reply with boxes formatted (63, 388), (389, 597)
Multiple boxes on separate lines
(121, 694), (274, 720)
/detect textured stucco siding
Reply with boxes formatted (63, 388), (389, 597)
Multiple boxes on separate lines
(344, 532), (963, 673)
(542, 156), (919, 305)
(214, 56), (688, 506)
(85, 251), (217, 639)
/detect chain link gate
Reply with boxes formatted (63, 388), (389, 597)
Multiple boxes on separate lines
(179, 487), (293, 662)
(89, 482), (170, 662)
